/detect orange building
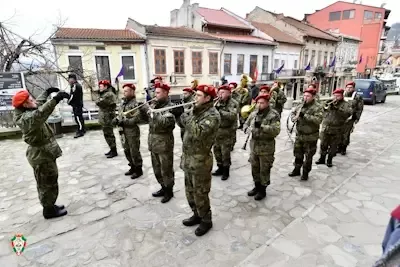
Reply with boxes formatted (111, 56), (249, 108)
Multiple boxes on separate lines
(305, 1), (391, 73)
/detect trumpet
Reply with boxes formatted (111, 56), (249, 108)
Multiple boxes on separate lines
(148, 101), (196, 116)
(240, 103), (256, 119)
(324, 99), (337, 110)
(123, 97), (155, 116)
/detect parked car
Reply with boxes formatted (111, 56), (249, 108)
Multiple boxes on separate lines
(354, 79), (387, 105)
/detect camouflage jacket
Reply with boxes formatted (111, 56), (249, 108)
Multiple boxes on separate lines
(147, 99), (176, 153)
(214, 96), (238, 144)
(95, 88), (117, 126)
(232, 87), (251, 109)
(322, 99), (352, 134)
(180, 101), (221, 173)
(290, 100), (323, 142)
(244, 107), (281, 155)
(270, 87), (287, 114)
(177, 93), (195, 129)
(118, 97), (145, 137)
(345, 91), (364, 122)
(13, 91), (62, 165)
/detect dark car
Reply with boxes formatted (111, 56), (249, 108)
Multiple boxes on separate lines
(354, 79), (387, 105)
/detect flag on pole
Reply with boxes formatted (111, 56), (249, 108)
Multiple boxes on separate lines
(275, 63), (284, 74)
(115, 65), (124, 83)
(253, 66), (258, 81)
(329, 56), (336, 68)
(304, 61), (311, 71)
(359, 54), (363, 64)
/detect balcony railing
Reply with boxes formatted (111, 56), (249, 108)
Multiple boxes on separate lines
(276, 69), (306, 77)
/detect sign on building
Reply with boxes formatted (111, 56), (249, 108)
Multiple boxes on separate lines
(0, 72), (26, 111)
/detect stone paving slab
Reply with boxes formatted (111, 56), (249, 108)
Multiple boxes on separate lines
(0, 97), (400, 266)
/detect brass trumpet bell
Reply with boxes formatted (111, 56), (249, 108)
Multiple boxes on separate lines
(241, 103), (256, 119)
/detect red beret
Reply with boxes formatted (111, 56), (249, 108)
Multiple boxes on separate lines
(333, 88), (344, 95)
(255, 94), (270, 102)
(308, 83), (317, 89)
(98, 80), (111, 86)
(346, 81), (355, 87)
(259, 85), (270, 92)
(12, 90), (30, 108)
(155, 76), (163, 80)
(229, 82), (237, 88)
(183, 87), (193, 93)
(196, 84), (217, 98)
(218, 85), (231, 91)
(123, 83), (136, 90)
(155, 83), (170, 91)
(391, 205), (400, 220)
(304, 88), (317, 95)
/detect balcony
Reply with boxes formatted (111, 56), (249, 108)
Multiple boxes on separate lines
(276, 69), (306, 77)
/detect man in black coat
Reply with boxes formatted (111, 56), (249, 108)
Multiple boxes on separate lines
(67, 74), (86, 138)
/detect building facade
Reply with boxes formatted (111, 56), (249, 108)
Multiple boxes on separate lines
(51, 28), (147, 100)
(126, 19), (222, 95)
(304, 1), (391, 73)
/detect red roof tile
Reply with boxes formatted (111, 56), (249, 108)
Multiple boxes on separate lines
(144, 26), (219, 40)
(195, 7), (252, 29)
(251, 22), (303, 45)
(53, 27), (144, 41)
(282, 17), (338, 41)
(210, 34), (275, 45)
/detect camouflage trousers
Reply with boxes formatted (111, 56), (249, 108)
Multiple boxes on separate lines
(250, 153), (274, 186)
(339, 120), (355, 147)
(32, 160), (59, 208)
(102, 126), (116, 149)
(293, 138), (318, 172)
(320, 131), (340, 157)
(180, 128), (185, 141)
(122, 134), (142, 167)
(185, 170), (212, 223)
(151, 151), (175, 187)
(213, 142), (235, 166)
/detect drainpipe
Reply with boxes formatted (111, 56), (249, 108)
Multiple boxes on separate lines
(219, 39), (226, 83)
(144, 41), (151, 85)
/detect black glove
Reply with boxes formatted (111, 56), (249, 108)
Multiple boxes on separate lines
(53, 92), (70, 103)
(299, 112), (304, 118)
(254, 118), (261, 128)
(46, 87), (60, 95)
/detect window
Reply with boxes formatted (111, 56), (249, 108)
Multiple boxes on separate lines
(311, 50), (316, 67)
(274, 59), (280, 68)
(121, 56), (135, 80)
(294, 60), (298, 69)
(68, 45), (79, 50)
(280, 60), (285, 66)
(364, 10), (374, 20)
(324, 51), (328, 66)
(68, 56), (83, 79)
(96, 46), (105, 50)
(95, 56), (111, 82)
(121, 46), (131, 50)
(237, 54), (244, 74)
(304, 50), (309, 65)
(262, 56), (269, 73)
(174, 50), (185, 74)
(329, 11), (341, 21)
(209, 52), (218, 74)
(154, 49), (166, 74)
(317, 51), (322, 66)
(224, 53), (232, 74)
(192, 51), (202, 74)
(249, 55), (257, 78)
(342, 9), (355, 19)
(375, 12), (382, 20)
(330, 52), (334, 62)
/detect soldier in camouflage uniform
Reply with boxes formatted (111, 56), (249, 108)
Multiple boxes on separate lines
(212, 84), (239, 180)
(177, 87), (196, 140)
(337, 81), (364, 155)
(180, 84), (221, 236)
(112, 83), (145, 179)
(13, 88), (70, 219)
(269, 81), (287, 116)
(316, 88), (352, 167)
(145, 83), (176, 203)
(243, 94), (281, 201)
(288, 87), (323, 181)
(231, 77), (251, 129)
(95, 80), (118, 158)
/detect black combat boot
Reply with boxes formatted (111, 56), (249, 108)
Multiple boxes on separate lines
(254, 185), (267, 201)
(326, 155), (333, 168)
(55, 204), (65, 210)
(212, 164), (223, 176)
(301, 169), (309, 181)
(341, 146), (347, 155)
(43, 206), (67, 219)
(131, 166), (143, 179)
(106, 148), (118, 158)
(316, 155), (326, 165)
(221, 166), (229, 181)
(288, 166), (301, 177)
(161, 186), (174, 203)
(182, 214), (201, 226)
(152, 186), (165, 197)
(104, 150), (111, 156)
(247, 182), (260, 196)
(195, 221), (213, 236)
(125, 168), (134, 176)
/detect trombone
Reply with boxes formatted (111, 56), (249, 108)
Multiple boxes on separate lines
(148, 101), (196, 118)
(122, 97), (156, 116)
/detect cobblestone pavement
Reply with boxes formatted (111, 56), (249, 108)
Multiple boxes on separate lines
(1, 97), (400, 267)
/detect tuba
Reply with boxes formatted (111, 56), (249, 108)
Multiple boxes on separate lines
(191, 79), (199, 90)
(240, 103), (256, 119)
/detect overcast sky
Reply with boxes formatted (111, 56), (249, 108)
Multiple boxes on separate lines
(0, 0), (398, 42)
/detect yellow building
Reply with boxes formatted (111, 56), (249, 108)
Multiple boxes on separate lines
(51, 27), (147, 100)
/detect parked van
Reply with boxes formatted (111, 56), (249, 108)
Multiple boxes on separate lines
(354, 79), (387, 105)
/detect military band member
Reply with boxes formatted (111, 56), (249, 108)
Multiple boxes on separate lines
(146, 76), (162, 102)
(244, 94), (281, 201)
(232, 75), (251, 129)
(288, 88), (323, 180)
(250, 79), (260, 102)
(269, 81), (287, 116)
(113, 83), (144, 179)
(316, 88), (352, 167)
(177, 87), (195, 140)
(13, 88), (70, 219)
(180, 85), (221, 236)
(337, 81), (363, 155)
(146, 83), (176, 203)
(212, 84), (239, 180)
(258, 85), (271, 96)
(95, 80), (118, 158)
